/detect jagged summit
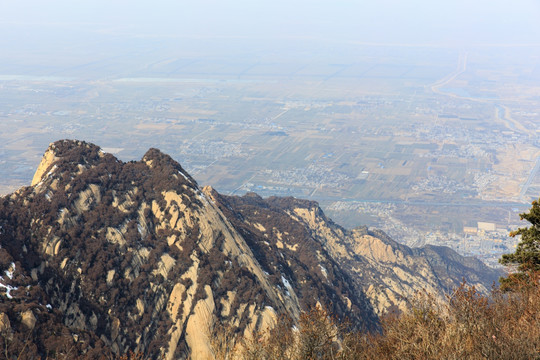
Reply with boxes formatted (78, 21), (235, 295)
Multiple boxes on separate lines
(0, 140), (502, 359)
(31, 139), (102, 186)
(44, 139), (102, 158)
(31, 140), (196, 190)
(142, 147), (196, 186)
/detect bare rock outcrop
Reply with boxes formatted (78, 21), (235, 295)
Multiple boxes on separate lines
(20, 310), (37, 330)
(0, 312), (11, 333)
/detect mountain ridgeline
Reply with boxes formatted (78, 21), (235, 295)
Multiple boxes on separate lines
(0, 140), (501, 359)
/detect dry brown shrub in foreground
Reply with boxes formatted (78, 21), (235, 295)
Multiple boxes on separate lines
(359, 276), (540, 360)
(232, 276), (539, 360)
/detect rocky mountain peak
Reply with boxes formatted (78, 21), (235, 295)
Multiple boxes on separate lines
(0, 140), (502, 359)
(1, 140), (381, 358)
(30, 139), (109, 189)
(142, 147), (196, 185)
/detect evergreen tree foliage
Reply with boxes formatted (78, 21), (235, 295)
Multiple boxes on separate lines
(500, 198), (540, 289)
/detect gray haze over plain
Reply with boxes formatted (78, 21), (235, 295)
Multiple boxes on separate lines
(2, 0), (540, 66)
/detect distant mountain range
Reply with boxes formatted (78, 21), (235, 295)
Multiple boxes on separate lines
(0, 140), (501, 359)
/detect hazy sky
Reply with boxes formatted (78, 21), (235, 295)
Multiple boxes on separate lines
(1, 0), (540, 78)
(2, 0), (540, 45)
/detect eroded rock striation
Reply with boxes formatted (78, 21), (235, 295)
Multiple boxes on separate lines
(0, 140), (501, 359)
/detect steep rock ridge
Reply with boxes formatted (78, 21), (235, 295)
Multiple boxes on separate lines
(217, 195), (502, 315)
(31, 146), (58, 186)
(207, 189), (378, 330)
(0, 140), (378, 359)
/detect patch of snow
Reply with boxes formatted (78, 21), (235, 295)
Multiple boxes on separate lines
(0, 280), (18, 299)
(46, 165), (57, 176)
(46, 304), (52, 309)
(178, 170), (191, 183)
(5, 263), (15, 279)
(319, 264), (328, 279)
(281, 275), (292, 296)
(197, 193), (209, 205)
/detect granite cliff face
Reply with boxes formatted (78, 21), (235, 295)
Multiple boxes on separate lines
(222, 197), (500, 315)
(0, 140), (501, 359)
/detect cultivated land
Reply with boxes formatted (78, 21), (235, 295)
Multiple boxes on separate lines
(1, 40), (539, 266)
